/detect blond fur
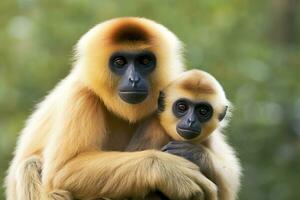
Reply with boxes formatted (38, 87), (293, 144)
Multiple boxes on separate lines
(16, 156), (43, 200)
(128, 69), (242, 200)
(5, 18), (216, 200)
(160, 70), (230, 142)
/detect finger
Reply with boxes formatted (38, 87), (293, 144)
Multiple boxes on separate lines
(164, 149), (185, 156)
(191, 190), (205, 200)
(170, 141), (195, 150)
(161, 145), (168, 152)
(192, 173), (218, 200)
(161, 143), (179, 151)
(161, 142), (189, 151)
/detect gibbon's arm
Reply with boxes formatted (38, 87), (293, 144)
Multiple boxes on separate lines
(42, 85), (217, 200)
(203, 132), (241, 200)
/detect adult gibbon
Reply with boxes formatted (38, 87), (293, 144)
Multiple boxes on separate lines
(5, 18), (217, 200)
(127, 70), (242, 200)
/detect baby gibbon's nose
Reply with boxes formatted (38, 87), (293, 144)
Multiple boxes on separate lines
(187, 118), (195, 127)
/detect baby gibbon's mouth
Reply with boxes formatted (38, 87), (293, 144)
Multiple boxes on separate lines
(119, 90), (148, 104)
(176, 127), (200, 140)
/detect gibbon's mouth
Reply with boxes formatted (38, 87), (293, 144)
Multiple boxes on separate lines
(119, 90), (148, 104)
(177, 127), (200, 140)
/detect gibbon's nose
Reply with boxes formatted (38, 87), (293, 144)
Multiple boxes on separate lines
(128, 65), (141, 88)
(129, 76), (140, 88)
(118, 64), (149, 104)
(187, 118), (195, 127)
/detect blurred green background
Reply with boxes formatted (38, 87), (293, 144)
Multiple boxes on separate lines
(0, 0), (299, 199)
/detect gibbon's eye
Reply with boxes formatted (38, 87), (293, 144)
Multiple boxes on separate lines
(137, 53), (155, 69)
(196, 103), (213, 122)
(175, 101), (189, 114)
(173, 100), (190, 118)
(113, 56), (127, 67)
(139, 55), (151, 65)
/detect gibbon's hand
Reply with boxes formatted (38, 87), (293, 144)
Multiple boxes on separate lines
(162, 141), (207, 167)
(161, 141), (217, 186)
(153, 151), (217, 200)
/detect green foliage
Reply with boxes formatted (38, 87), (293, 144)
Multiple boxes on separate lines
(0, 0), (299, 199)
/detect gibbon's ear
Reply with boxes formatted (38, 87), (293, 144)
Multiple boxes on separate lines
(158, 91), (166, 113)
(218, 106), (228, 121)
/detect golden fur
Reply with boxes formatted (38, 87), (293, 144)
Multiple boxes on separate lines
(127, 70), (242, 200)
(160, 70), (229, 142)
(5, 17), (219, 200)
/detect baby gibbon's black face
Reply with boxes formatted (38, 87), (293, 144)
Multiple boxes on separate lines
(109, 51), (156, 104)
(173, 98), (214, 140)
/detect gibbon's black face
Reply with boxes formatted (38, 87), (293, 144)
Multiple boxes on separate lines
(173, 98), (214, 140)
(109, 51), (156, 104)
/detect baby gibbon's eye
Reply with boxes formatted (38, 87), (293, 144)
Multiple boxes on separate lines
(173, 99), (190, 118)
(199, 107), (208, 115)
(176, 101), (189, 113)
(197, 103), (213, 121)
(113, 56), (127, 67)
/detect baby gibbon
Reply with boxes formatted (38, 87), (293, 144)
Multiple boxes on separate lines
(127, 69), (241, 200)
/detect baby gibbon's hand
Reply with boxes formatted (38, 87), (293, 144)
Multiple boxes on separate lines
(162, 141), (205, 165)
(162, 141), (214, 179)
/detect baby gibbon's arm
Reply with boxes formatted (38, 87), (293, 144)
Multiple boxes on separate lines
(162, 133), (241, 200)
